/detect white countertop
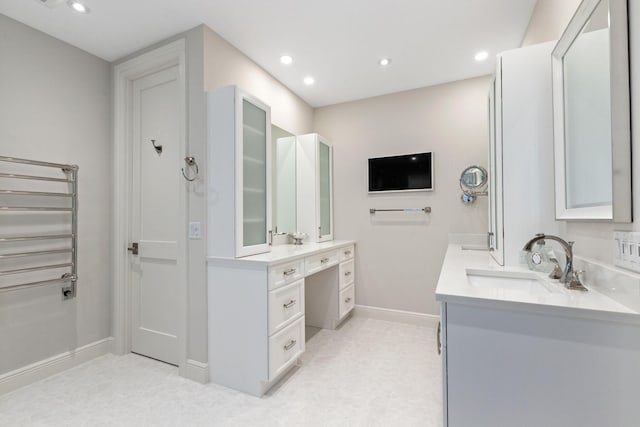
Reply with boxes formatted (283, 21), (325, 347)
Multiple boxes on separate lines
(435, 244), (640, 324)
(207, 240), (355, 266)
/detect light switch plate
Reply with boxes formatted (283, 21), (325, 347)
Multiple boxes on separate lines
(189, 222), (201, 239)
(613, 231), (640, 272)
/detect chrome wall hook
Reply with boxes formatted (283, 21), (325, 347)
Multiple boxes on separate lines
(182, 156), (199, 181)
(151, 139), (163, 154)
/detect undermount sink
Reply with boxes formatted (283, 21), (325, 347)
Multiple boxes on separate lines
(466, 269), (557, 294)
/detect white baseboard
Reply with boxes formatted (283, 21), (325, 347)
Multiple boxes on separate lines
(0, 337), (113, 396)
(183, 359), (209, 384)
(354, 305), (440, 327)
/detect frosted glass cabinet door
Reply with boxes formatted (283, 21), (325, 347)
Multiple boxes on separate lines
(295, 133), (333, 244)
(318, 140), (333, 241)
(207, 85), (271, 258)
(242, 99), (268, 248)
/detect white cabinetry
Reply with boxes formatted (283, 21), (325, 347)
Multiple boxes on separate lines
(296, 133), (333, 243)
(207, 85), (272, 258)
(440, 301), (640, 426)
(207, 259), (305, 397)
(207, 241), (355, 396)
(488, 42), (558, 266)
(306, 244), (355, 329)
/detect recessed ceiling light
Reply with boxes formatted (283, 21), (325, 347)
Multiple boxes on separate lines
(303, 76), (315, 85)
(280, 55), (293, 65)
(67, 0), (89, 13)
(379, 58), (391, 67)
(474, 51), (489, 61)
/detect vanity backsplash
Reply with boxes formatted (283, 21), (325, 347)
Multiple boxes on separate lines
(575, 256), (640, 312)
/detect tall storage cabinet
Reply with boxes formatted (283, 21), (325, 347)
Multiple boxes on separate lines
(208, 86), (272, 258)
(487, 41), (559, 266)
(296, 133), (333, 243)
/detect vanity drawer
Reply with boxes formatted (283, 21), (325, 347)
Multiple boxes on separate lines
(339, 284), (355, 319)
(269, 259), (305, 290)
(339, 245), (355, 262)
(339, 259), (355, 290)
(268, 279), (305, 335)
(305, 249), (340, 276)
(269, 315), (305, 380)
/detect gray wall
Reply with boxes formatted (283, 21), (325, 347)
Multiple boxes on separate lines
(521, 0), (582, 46)
(314, 76), (491, 315)
(0, 15), (111, 374)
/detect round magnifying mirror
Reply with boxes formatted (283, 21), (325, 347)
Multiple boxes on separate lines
(460, 165), (488, 190)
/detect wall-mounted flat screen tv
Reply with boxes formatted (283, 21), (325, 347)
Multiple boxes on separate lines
(368, 152), (433, 193)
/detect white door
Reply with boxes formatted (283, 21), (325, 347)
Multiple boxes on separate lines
(129, 66), (182, 365)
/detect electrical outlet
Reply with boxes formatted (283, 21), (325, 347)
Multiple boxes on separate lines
(189, 222), (201, 239)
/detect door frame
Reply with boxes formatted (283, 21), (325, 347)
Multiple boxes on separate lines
(112, 39), (187, 373)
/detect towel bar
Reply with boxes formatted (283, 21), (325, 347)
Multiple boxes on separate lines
(369, 206), (432, 214)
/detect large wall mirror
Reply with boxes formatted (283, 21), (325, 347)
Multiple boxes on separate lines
(551, 0), (631, 222)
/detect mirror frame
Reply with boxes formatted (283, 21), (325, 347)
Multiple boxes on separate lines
(551, 0), (631, 222)
(460, 165), (488, 190)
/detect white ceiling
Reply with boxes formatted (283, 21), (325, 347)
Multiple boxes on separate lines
(0, 0), (538, 107)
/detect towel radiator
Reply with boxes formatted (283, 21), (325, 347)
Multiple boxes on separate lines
(0, 156), (78, 299)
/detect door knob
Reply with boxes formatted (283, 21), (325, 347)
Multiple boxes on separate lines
(127, 242), (139, 255)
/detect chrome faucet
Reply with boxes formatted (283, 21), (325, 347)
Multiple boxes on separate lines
(522, 233), (587, 291)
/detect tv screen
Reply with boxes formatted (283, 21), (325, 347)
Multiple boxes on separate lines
(368, 152), (433, 193)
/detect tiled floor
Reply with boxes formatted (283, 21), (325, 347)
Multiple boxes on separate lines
(0, 316), (442, 426)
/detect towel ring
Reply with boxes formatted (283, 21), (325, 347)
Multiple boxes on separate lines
(182, 156), (199, 182)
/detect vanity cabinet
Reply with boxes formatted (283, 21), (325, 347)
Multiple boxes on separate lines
(440, 301), (640, 426)
(306, 244), (355, 329)
(207, 257), (305, 397)
(207, 241), (356, 396)
(207, 85), (272, 258)
(296, 133), (333, 243)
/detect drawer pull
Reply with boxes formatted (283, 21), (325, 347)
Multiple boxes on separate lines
(344, 297), (352, 303)
(283, 299), (296, 309)
(344, 250), (352, 256)
(344, 271), (352, 277)
(283, 268), (296, 277)
(284, 339), (297, 351)
(320, 257), (330, 264)
(437, 321), (442, 355)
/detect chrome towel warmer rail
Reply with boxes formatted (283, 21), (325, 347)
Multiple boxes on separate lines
(0, 156), (78, 299)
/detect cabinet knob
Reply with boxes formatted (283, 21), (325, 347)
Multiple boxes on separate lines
(344, 297), (352, 303)
(283, 268), (296, 277)
(283, 299), (296, 309)
(321, 257), (329, 264)
(344, 271), (352, 277)
(284, 339), (297, 351)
